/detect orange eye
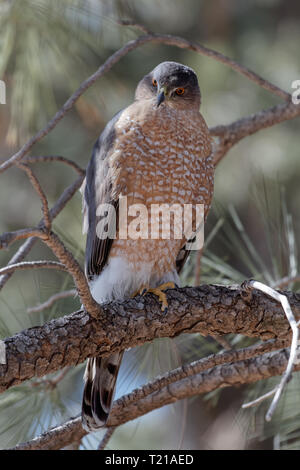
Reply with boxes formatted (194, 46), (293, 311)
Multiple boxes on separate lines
(175, 87), (185, 95)
(152, 78), (158, 87)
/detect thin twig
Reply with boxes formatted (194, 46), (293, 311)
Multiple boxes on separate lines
(0, 260), (68, 276)
(48, 174), (85, 221)
(49, 367), (70, 387)
(1, 285), (297, 394)
(31, 367), (71, 390)
(211, 100), (300, 165)
(0, 238), (37, 289)
(23, 155), (85, 175)
(98, 427), (116, 450)
(273, 275), (300, 289)
(210, 335), (232, 350)
(241, 390), (277, 409)
(118, 338), (289, 409)
(0, 228), (46, 249)
(27, 289), (77, 314)
(17, 163), (51, 232)
(62, 440), (82, 450)
(241, 280), (299, 421)
(10, 416), (87, 451)
(118, 19), (152, 34)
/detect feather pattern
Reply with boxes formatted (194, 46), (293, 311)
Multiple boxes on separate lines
(82, 353), (123, 430)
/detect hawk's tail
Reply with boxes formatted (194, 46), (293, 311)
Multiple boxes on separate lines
(81, 352), (123, 431)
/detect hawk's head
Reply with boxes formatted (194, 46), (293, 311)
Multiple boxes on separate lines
(135, 61), (201, 110)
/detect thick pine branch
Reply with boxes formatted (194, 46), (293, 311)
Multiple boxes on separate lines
(11, 347), (297, 450)
(1, 284), (299, 393)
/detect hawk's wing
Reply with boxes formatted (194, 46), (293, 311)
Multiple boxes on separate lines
(81, 111), (122, 281)
(175, 242), (194, 274)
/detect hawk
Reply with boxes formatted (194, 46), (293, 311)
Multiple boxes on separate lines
(81, 61), (214, 430)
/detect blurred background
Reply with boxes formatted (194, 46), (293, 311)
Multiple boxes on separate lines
(0, 0), (299, 450)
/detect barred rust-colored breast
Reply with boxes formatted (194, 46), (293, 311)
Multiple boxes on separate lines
(100, 99), (213, 277)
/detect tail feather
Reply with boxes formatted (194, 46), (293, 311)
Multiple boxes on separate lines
(82, 352), (123, 431)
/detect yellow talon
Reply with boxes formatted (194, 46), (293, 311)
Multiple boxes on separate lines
(131, 286), (148, 298)
(147, 287), (168, 312)
(131, 282), (175, 312)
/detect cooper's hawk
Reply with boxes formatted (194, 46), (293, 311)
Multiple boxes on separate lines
(81, 61), (214, 430)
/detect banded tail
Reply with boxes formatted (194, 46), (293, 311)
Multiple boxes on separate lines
(81, 352), (123, 430)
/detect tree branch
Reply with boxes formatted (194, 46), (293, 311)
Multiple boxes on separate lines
(0, 228), (46, 249)
(0, 260), (68, 276)
(98, 427), (116, 450)
(273, 275), (300, 289)
(27, 289), (77, 314)
(115, 338), (289, 408)
(10, 346), (296, 450)
(108, 349), (295, 428)
(1, 284), (299, 394)
(211, 100), (300, 165)
(23, 155), (85, 176)
(17, 163), (51, 232)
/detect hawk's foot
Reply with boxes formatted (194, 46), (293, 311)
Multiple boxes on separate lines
(132, 282), (175, 313)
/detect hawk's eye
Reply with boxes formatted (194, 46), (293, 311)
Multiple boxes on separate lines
(152, 78), (158, 87)
(175, 87), (185, 96)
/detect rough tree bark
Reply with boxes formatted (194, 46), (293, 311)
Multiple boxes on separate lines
(1, 285), (299, 393)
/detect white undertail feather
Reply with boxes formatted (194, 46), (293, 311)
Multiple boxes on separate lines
(89, 256), (180, 304)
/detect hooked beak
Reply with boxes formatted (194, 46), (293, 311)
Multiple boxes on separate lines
(156, 85), (167, 107)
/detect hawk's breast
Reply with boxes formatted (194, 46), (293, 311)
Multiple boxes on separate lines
(106, 100), (214, 278)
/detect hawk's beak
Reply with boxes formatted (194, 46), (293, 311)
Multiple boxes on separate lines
(156, 86), (167, 107)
